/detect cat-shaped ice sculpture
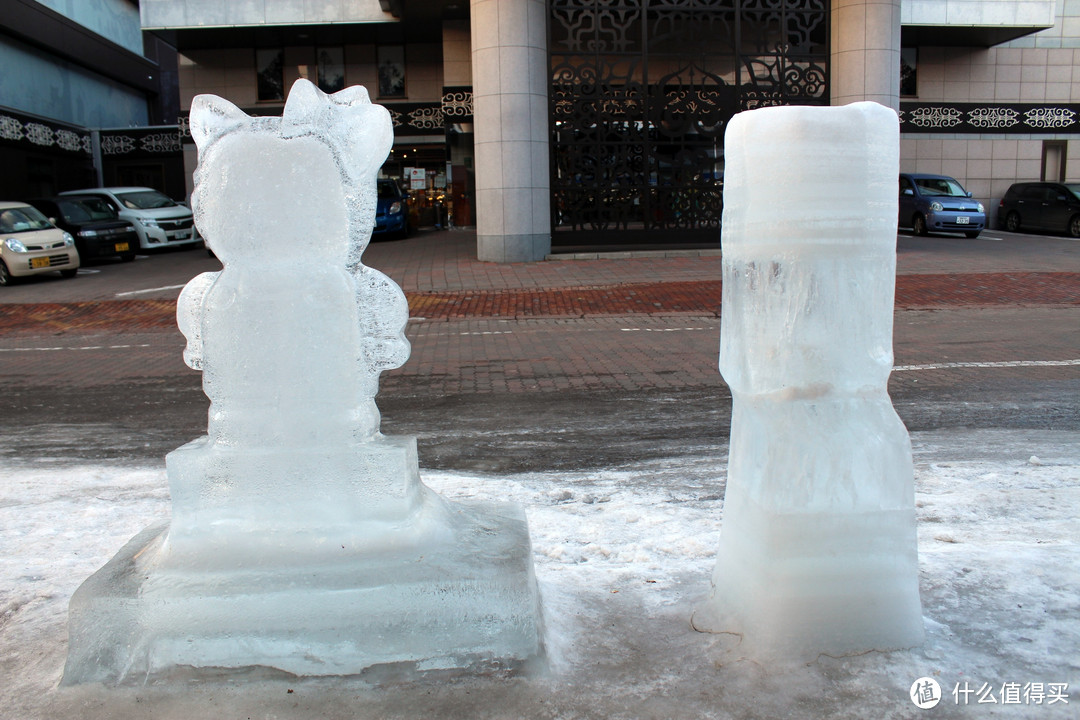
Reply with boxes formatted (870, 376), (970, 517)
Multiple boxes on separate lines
(62, 81), (542, 685)
(178, 79), (409, 448)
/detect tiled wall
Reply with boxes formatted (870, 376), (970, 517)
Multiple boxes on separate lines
(443, 20), (472, 86)
(901, 0), (1080, 224)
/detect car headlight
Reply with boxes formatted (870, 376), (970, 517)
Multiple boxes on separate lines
(389, 202), (402, 214)
(138, 218), (160, 228)
(976, 203), (985, 213)
(79, 229), (99, 237)
(62, 232), (75, 247)
(930, 202), (943, 212)
(4, 238), (27, 253)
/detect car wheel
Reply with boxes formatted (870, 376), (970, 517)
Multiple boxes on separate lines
(0, 260), (12, 286)
(1006, 212), (1021, 232)
(60, 268), (78, 279)
(964, 230), (980, 239)
(1069, 215), (1080, 239)
(912, 214), (929, 236)
(121, 252), (137, 262)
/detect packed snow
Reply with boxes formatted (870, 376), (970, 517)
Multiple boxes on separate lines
(1, 428), (1077, 718)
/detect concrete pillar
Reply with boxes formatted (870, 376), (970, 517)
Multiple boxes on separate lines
(470, 0), (550, 262)
(831, 0), (902, 110)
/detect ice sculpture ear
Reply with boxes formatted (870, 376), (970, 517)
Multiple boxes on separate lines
(282, 78), (393, 180)
(190, 95), (249, 150)
(338, 102), (394, 179)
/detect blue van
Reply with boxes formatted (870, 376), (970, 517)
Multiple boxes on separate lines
(899, 173), (985, 239)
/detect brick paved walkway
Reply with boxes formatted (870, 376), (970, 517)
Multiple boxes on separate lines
(1, 271), (1076, 336)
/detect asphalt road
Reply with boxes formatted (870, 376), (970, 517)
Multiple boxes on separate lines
(0, 231), (1077, 474)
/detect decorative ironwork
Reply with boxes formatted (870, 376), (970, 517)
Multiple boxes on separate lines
(407, 106), (445, 130)
(900, 102), (1080, 134)
(442, 86), (474, 120)
(550, 0), (829, 247)
(0, 108), (92, 155)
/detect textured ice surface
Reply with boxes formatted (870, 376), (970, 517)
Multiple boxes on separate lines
(693, 102), (925, 658)
(62, 80), (542, 684)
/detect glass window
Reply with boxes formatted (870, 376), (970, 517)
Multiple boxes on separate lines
(256, 48), (285, 102)
(900, 48), (917, 97)
(59, 198), (118, 222)
(114, 190), (177, 210)
(0, 206), (52, 233)
(317, 47), (345, 94)
(913, 176), (967, 197)
(377, 45), (406, 98)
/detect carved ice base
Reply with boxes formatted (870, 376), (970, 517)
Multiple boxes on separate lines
(62, 436), (543, 685)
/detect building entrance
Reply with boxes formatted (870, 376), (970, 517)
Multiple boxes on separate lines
(549, 0), (830, 250)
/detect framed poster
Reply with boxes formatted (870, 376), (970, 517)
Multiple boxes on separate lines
(377, 45), (406, 98)
(317, 47), (345, 94)
(256, 48), (284, 102)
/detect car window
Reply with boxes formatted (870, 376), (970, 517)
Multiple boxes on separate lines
(1063, 184), (1080, 201)
(78, 197), (118, 220)
(377, 181), (400, 200)
(58, 198), (119, 223)
(0, 206), (53, 233)
(56, 200), (92, 223)
(1021, 186), (1044, 200)
(115, 190), (177, 209)
(899, 176), (914, 193)
(913, 177), (968, 197)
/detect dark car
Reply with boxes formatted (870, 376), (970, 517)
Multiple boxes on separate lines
(372, 178), (410, 240)
(997, 182), (1080, 238)
(28, 196), (139, 262)
(899, 173), (985, 239)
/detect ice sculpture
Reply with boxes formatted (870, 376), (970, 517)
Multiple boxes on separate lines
(693, 102), (924, 659)
(63, 80), (542, 684)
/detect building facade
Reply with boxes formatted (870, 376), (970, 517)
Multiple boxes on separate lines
(0, 0), (184, 199)
(899, 0), (1080, 224)
(16, 0), (1073, 261)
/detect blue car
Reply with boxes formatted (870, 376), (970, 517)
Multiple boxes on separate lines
(899, 173), (985, 239)
(372, 179), (410, 240)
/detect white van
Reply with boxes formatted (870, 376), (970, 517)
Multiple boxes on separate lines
(60, 187), (200, 251)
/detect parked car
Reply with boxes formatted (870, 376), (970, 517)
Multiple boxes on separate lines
(899, 173), (985, 239)
(59, 187), (199, 251)
(0, 201), (80, 285)
(372, 178), (410, 239)
(997, 182), (1080, 238)
(27, 196), (138, 262)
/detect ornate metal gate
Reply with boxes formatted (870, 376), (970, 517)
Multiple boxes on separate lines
(550, 0), (829, 248)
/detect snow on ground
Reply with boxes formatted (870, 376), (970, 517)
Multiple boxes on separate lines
(1, 428), (1077, 719)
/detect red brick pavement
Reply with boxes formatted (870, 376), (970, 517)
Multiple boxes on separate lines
(0, 272), (1076, 336)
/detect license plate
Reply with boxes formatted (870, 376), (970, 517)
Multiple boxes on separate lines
(175, 231), (191, 240)
(956, 216), (969, 224)
(30, 257), (51, 269)
(115, 242), (129, 252)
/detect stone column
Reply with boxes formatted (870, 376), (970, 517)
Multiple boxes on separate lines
(470, 0), (550, 262)
(831, 0), (902, 110)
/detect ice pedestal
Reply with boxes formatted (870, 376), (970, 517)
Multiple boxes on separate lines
(62, 80), (542, 685)
(693, 102), (924, 659)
